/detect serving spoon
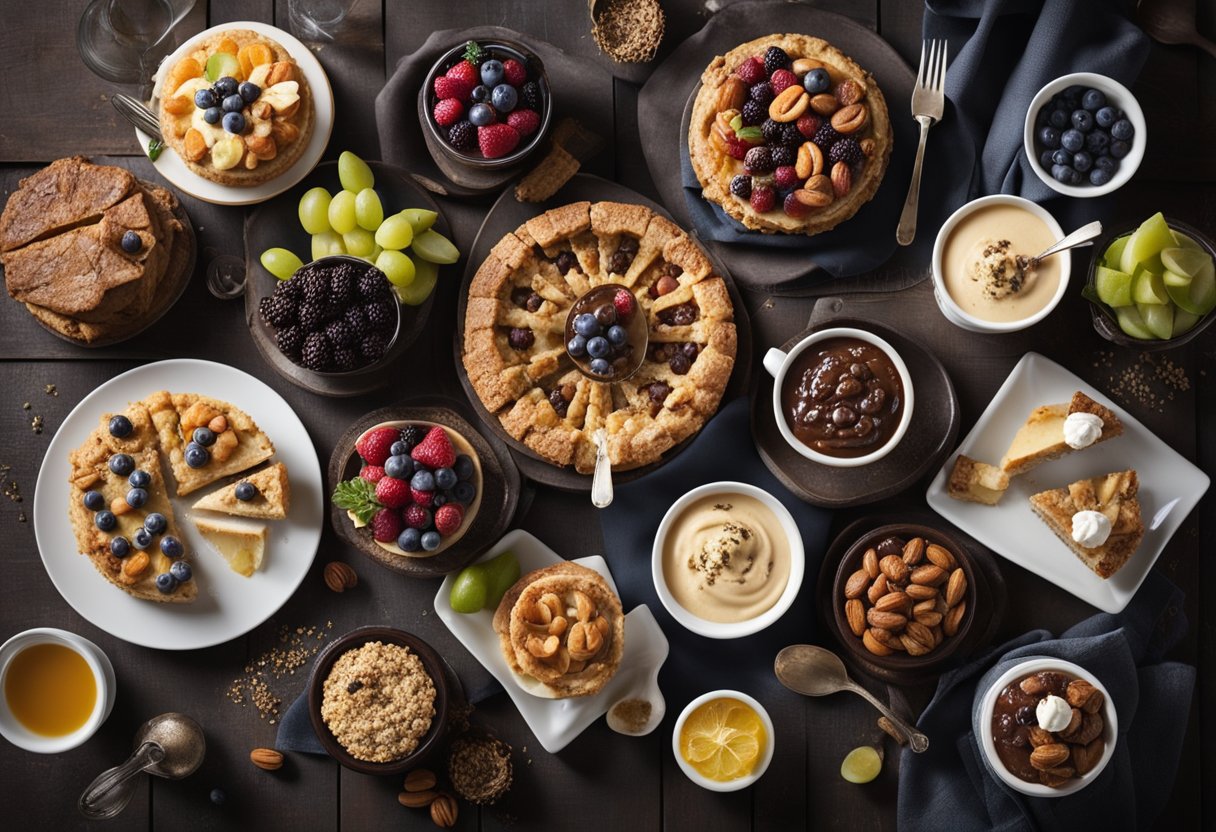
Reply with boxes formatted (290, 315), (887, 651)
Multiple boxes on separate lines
(774, 644), (930, 753)
(1138, 0), (1216, 60)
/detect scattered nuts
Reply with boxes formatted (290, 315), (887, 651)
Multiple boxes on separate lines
(874, 591), (910, 614)
(830, 161), (852, 198)
(945, 568), (967, 606)
(769, 86), (810, 122)
(809, 93), (839, 116)
(905, 584), (938, 601)
(1029, 743), (1071, 771)
(324, 561), (358, 593)
(862, 628), (893, 656)
(926, 543), (955, 570)
(844, 569), (871, 599)
(861, 547), (879, 579)
(792, 57), (824, 75)
(830, 102), (869, 134)
(122, 552), (150, 578)
(795, 140), (825, 179)
(716, 76), (748, 112)
(901, 537), (925, 566)
(909, 564), (947, 586)
(866, 608), (907, 631)
(845, 599), (866, 636)
(792, 186), (832, 209)
(398, 790), (438, 808)
(404, 769), (438, 792)
(879, 555), (908, 584)
(866, 573), (889, 605)
(859, 137), (877, 158)
(250, 748), (284, 771)
(430, 793), (458, 828)
(834, 78), (866, 106)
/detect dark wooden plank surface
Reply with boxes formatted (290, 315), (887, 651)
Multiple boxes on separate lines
(0, 1), (1210, 830)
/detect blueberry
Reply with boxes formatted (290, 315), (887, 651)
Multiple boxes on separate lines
(1039, 150), (1055, 168)
(185, 443), (210, 469)
(573, 313), (600, 338)
(222, 112), (246, 134)
(390, 440), (409, 457)
(453, 455), (474, 482)
(203, 106), (222, 125)
(480, 59), (504, 87)
(1095, 105), (1118, 128)
(452, 481), (476, 504)
(384, 454), (412, 480)
(606, 325), (627, 346)
(1085, 130), (1110, 155)
(1089, 168), (1113, 186)
(110, 537), (130, 558)
(589, 358), (611, 376)
(234, 482), (258, 501)
(169, 560), (192, 582)
(470, 84), (490, 103)
(1060, 129), (1084, 152)
(144, 512), (166, 535)
(191, 427), (215, 447)
(126, 487), (148, 508)
(210, 788), (226, 806)
(238, 81), (260, 103)
(491, 83), (517, 113)
(132, 527), (152, 550)
(1051, 148), (1072, 166)
(1047, 109), (1068, 129)
(155, 573), (178, 594)
(586, 336), (610, 359)
(1110, 139), (1131, 159)
(435, 467), (457, 490)
(193, 89), (216, 111)
(411, 470), (436, 492)
(1095, 155), (1118, 174)
(161, 535), (184, 559)
(1037, 126), (1061, 149)
(398, 527), (422, 552)
(1072, 151), (1093, 173)
(1082, 88), (1106, 111)
(109, 453), (135, 476)
(420, 531), (442, 552)
(84, 490), (106, 511)
(803, 67), (830, 94)
(468, 103), (495, 127)
(1111, 119), (1134, 141)
(118, 230), (142, 254)
(108, 414), (133, 437)
(567, 334), (587, 358)
(1071, 109), (1094, 132)
(96, 511), (117, 532)
(215, 76), (238, 96)
(221, 93), (245, 114)
(128, 469), (151, 489)
(1051, 163), (1076, 184)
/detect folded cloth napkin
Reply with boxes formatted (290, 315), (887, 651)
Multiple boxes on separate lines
(599, 398), (832, 707)
(897, 569), (1194, 832)
(277, 694), (327, 754)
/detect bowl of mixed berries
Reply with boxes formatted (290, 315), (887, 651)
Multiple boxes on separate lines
(422, 39), (552, 169)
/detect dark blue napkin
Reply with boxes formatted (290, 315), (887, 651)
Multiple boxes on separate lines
(599, 398), (832, 707)
(276, 693), (326, 754)
(897, 570), (1194, 832)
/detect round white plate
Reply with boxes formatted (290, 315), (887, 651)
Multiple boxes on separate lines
(135, 21), (335, 206)
(34, 359), (323, 650)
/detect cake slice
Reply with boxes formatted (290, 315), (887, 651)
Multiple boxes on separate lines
(947, 454), (1010, 505)
(193, 516), (266, 577)
(192, 462), (290, 520)
(145, 391), (274, 495)
(1000, 392), (1123, 475)
(1028, 470), (1144, 579)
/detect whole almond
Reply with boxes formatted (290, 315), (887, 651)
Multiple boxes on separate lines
(110, 496), (133, 516)
(792, 187), (832, 209)
(905, 620), (935, 648)
(845, 598), (866, 636)
(943, 600), (966, 636)
(809, 93), (839, 116)
(900, 633), (932, 656)
(901, 537), (925, 566)
(931, 625), (944, 646)
(398, 790), (438, 808)
(1072, 738), (1105, 775)
(769, 86), (810, 122)
(879, 555), (908, 584)
(844, 568), (870, 599)
(906, 584), (938, 601)
(925, 543), (956, 570)
(250, 748), (284, 771)
(914, 610), (943, 627)
(430, 793), (458, 828)
(874, 591), (910, 614)
(1030, 743), (1071, 771)
(796, 141), (825, 179)
(861, 547), (879, 579)
(404, 769), (437, 792)
(913, 598), (938, 616)
(122, 551), (150, 578)
(867, 574), (889, 605)
(792, 57), (825, 75)
(834, 78), (866, 105)
(716, 76), (747, 112)
(945, 568), (967, 606)
(324, 561), (357, 593)
(866, 608), (907, 631)
(830, 161), (852, 198)
(910, 564), (947, 586)
(862, 628), (894, 656)
(868, 626), (899, 648)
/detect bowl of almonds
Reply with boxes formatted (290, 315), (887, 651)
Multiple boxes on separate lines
(831, 523), (976, 672)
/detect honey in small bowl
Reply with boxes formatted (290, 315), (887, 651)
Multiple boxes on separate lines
(678, 697), (766, 782)
(4, 643), (97, 736)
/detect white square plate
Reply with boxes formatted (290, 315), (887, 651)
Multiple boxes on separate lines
(927, 352), (1209, 613)
(434, 529), (668, 753)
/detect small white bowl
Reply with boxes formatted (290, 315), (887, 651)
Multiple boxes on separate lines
(762, 327), (914, 468)
(0, 628), (115, 754)
(1023, 72), (1145, 197)
(652, 481), (804, 639)
(977, 657), (1117, 798)
(931, 194), (1069, 333)
(672, 690), (775, 792)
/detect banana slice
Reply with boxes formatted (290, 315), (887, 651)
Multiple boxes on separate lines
(211, 135), (245, 170)
(248, 63), (273, 88)
(260, 81), (300, 113)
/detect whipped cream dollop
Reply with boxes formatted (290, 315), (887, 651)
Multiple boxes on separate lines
(1072, 510), (1112, 549)
(1063, 412), (1104, 450)
(1036, 694), (1073, 732)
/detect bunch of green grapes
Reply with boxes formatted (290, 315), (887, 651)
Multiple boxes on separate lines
(260, 151), (460, 305)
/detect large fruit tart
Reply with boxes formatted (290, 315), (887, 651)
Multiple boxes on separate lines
(688, 34), (892, 236)
(462, 201), (737, 474)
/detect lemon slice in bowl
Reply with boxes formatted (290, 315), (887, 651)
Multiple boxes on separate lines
(678, 698), (766, 781)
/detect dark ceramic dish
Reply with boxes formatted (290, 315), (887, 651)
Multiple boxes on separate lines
(307, 626), (449, 776)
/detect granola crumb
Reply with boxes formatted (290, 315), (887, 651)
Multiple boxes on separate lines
(448, 735), (513, 805)
(226, 623), (330, 720)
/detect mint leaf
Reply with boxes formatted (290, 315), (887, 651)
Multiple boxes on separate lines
(147, 140), (163, 162)
(332, 477), (380, 524)
(735, 126), (763, 142)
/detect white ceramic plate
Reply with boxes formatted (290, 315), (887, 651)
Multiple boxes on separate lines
(33, 359), (323, 650)
(927, 352), (1209, 613)
(136, 21), (335, 206)
(434, 529), (669, 753)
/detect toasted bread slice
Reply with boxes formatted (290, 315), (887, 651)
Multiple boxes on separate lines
(192, 462), (290, 520)
(1028, 469), (1144, 579)
(1000, 391), (1123, 475)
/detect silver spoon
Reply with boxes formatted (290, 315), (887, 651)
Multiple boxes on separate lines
(79, 713), (206, 819)
(1015, 220), (1104, 275)
(774, 645), (930, 753)
(591, 428), (613, 508)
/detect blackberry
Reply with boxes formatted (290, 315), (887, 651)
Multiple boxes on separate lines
(507, 327), (535, 350)
(344, 306), (370, 341)
(325, 318), (354, 347)
(741, 100), (764, 126)
(555, 251), (577, 275)
(399, 425), (427, 450)
(780, 123), (803, 147)
(744, 146), (773, 174)
(749, 82), (773, 106)
(302, 268), (328, 303)
(729, 174), (752, 199)
(259, 293), (297, 328)
(447, 120), (477, 151)
(330, 271), (354, 306)
(521, 80), (542, 112)
(332, 346), (359, 371)
(364, 301), (395, 332)
(771, 146), (795, 167)
(761, 118), (783, 143)
(301, 332), (332, 371)
(276, 325), (304, 358)
(358, 270), (388, 300)
(360, 332), (388, 362)
(828, 137), (863, 166)
(278, 273), (303, 300)
(763, 46), (790, 75)
(812, 122), (841, 153)
(297, 301), (325, 333)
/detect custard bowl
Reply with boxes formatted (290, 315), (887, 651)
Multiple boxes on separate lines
(672, 690), (775, 792)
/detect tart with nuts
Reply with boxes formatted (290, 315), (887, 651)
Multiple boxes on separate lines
(157, 30), (314, 186)
(688, 35), (892, 235)
(462, 201), (737, 473)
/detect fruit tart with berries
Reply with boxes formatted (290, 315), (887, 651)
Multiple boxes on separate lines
(462, 201), (736, 474)
(688, 35), (892, 236)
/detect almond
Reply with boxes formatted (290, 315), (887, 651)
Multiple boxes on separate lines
(1028, 726), (1054, 747)
(862, 628), (893, 656)
(844, 568), (870, 599)
(246, 134), (277, 161)
(796, 140), (824, 179)
(834, 78), (866, 106)
(925, 543), (956, 570)
(931, 625), (944, 646)
(809, 93), (838, 116)
(845, 598), (866, 637)
(830, 161), (852, 198)
(866, 574), (888, 605)
(1071, 738), (1105, 775)
(250, 748), (284, 771)
(122, 552), (150, 578)
(866, 608), (906, 631)
(943, 601), (966, 636)
(430, 793), (458, 828)
(900, 633), (931, 656)
(324, 561), (357, 592)
(859, 137), (877, 158)
(769, 86), (810, 122)
(945, 568), (967, 606)
(831, 103), (869, 134)
(910, 564), (947, 586)
(901, 537), (925, 566)
(868, 626), (899, 648)
(208, 415), (228, 433)
(913, 610), (943, 627)
(792, 187), (832, 209)
(404, 769), (437, 792)
(110, 496), (133, 516)
(792, 57), (825, 75)
(874, 591), (910, 614)
(398, 790), (437, 808)
(905, 584), (938, 601)
(905, 620), (935, 648)
(879, 555), (908, 584)
(913, 598), (938, 616)
(1029, 743), (1071, 771)
(715, 76), (748, 113)
(861, 546), (879, 579)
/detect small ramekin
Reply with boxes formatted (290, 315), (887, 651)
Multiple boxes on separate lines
(672, 690), (775, 792)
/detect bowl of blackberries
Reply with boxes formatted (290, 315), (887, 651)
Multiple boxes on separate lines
(1024, 72), (1145, 197)
(257, 256), (401, 376)
(421, 39), (553, 170)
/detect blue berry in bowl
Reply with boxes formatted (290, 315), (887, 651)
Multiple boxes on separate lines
(1051, 148), (1072, 166)
(126, 487), (148, 508)
(606, 325), (627, 346)
(170, 561), (192, 582)
(1095, 105), (1118, 128)
(95, 510), (117, 532)
(203, 106), (222, 125)
(390, 440), (409, 457)
(128, 469), (151, 489)
(1072, 152), (1093, 173)
(384, 455), (413, 480)
(469, 103), (495, 127)
(1051, 164), (1076, 184)
(586, 336), (610, 359)
(491, 84), (518, 113)
(161, 535), (184, 559)
(215, 76), (239, 96)
(111, 537), (130, 558)
(480, 59), (504, 87)
(84, 490), (105, 511)
(193, 427), (216, 446)
(452, 481), (476, 504)
(1085, 130), (1110, 155)
(239, 81), (260, 103)
(155, 573), (178, 594)
(234, 482), (258, 501)
(1060, 129), (1084, 152)
(1037, 126), (1061, 149)
(421, 531), (442, 552)
(132, 527), (152, 550)
(1110, 139), (1131, 159)
(1111, 119), (1134, 141)
(454, 455), (475, 481)
(567, 334), (587, 358)
(1089, 168), (1113, 186)
(1082, 88), (1106, 111)
(589, 357), (611, 376)
(1071, 109), (1094, 132)
(1095, 155), (1118, 174)
(433, 493), (447, 507)
(435, 467), (457, 490)
(803, 67), (830, 95)
(398, 527), (422, 552)
(144, 512), (166, 535)
(1047, 109), (1068, 129)
(411, 469), (436, 492)
(222, 112), (246, 134)
(108, 414), (133, 437)
(109, 453), (135, 476)
(574, 313), (599, 338)
(185, 443), (209, 468)
(221, 93), (244, 113)
(471, 84), (490, 103)
(1039, 150), (1055, 168)
(209, 789), (226, 807)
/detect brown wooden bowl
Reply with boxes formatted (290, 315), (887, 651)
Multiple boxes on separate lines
(307, 626), (449, 776)
(829, 522), (978, 674)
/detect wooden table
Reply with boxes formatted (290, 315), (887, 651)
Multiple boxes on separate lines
(1, 1), (1210, 829)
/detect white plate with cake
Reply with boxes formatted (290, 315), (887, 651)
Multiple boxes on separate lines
(927, 352), (1208, 613)
(33, 359), (323, 650)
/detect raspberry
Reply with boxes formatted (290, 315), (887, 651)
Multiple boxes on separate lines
(797, 114), (821, 138)
(829, 137), (863, 166)
(410, 488), (434, 508)
(741, 100), (764, 126)
(357, 426), (400, 466)
(447, 120), (476, 151)
(502, 58), (527, 86)
(763, 46), (791, 75)
(375, 476), (411, 508)
(783, 191), (810, 219)
(613, 288), (636, 321)
(433, 76), (471, 100)
(411, 426), (457, 469)
(403, 504), (432, 530)
(445, 60), (478, 87)
(771, 146), (795, 167)
(371, 508), (402, 542)
(744, 146), (773, 173)
(726, 139), (748, 160)
(433, 98), (463, 127)
(506, 108), (540, 137)
(729, 174), (752, 199)
(478, 123), (520, 159)
(359, 465), (385, 483)
(774, 165), (798, 189)
(735, 57), (765, 85)
(750, 185), (775, 213)
(434, 504), (464, 536)
(769, 69), (797, 95)
(749, 82), (773, 106)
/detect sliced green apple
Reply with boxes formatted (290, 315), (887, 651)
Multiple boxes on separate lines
(1095, 265), (1133, 307)
(1138, 302), (1174, 339)
(1132, 266), (1168, 305)
(1163, 269), (1192, 289)
(1103, 235), (1130, 270)
(1188, 261), (1216, 315)
(1114, 306), (1153, 339)
(1172, 309), (1201, 337)
(1120, 212), (1174, 275)
(1172, 230), (1203, 251)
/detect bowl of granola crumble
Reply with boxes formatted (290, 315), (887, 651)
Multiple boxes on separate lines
(308, 626), (449, 774)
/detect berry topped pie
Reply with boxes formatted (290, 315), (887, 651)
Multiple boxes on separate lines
(688, 35), (892, 235)
(462, 201), (737, 473)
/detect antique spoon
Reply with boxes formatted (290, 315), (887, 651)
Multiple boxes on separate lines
(79, 713), (206, 819)
(774, 644), (930, 753)
(591, 428), (613, 508)
(1138, 0), (1216, 60)
(1015, 220), (1104, 274)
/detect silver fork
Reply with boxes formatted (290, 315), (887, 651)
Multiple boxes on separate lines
(111, 93), (163, 141)
(896, 39), (948, 246)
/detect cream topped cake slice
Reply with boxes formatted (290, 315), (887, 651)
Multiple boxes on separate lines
(1000, 391), (1123, 475)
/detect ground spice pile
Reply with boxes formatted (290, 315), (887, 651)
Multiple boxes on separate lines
(226, 622), (332, 724)
(592, 0), (665, 63)
(1093, 350), (1193, 413)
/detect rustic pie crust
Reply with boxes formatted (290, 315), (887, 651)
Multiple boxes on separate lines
(688, 33), (892, 236)
(462, 201), (737, 474)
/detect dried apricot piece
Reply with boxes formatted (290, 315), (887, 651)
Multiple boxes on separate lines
(166, 57), (202, 95)
(163, 95), (193, 115)
(183, 129), (208, 162)
(238, 43), (274, 78)
(216, 37), (239, 56)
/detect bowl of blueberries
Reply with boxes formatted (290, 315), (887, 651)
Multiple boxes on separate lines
(1023, 72), (1145, 197)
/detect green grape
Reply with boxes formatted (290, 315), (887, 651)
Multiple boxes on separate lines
(840, 747), (882, 784)
(355, 188), (383, 231)
(375, 250), (415, 287)
(259, 248), (302, 280)
(298, 187), (332, 234)
(328, 190), (357, 235)
(368, 243), (383, 261)
(398, 208), (438, 234)
(394, 257), (438, 305)
(311, 231), (345, 260)
(343, 228), (376, 257)
(374, 214), (414, 251)
(411, 229), (460, 264)
(482, 551), (519, 610)
(449, 564), (489, 614)
(338, 150), (374, 193)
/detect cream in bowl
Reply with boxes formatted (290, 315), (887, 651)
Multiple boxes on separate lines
(653, 482), (803, 639)
(933, 195), (1069, 332)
